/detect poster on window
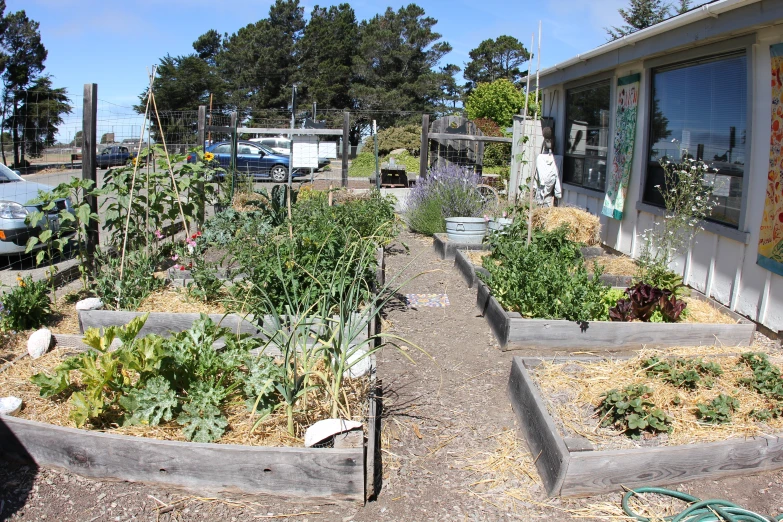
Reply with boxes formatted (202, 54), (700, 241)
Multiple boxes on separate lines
(602, 73), (640, 221)
(758, 44), (783, 276)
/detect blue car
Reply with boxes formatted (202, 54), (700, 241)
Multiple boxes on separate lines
(96, 145), (135, 169)
(193, 141), (306, 182)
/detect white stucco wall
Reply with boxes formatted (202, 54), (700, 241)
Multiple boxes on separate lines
(542, 27), (783, 334)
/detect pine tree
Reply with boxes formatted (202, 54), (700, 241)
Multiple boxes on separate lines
(675, 0), (692, 14)
(606, 0), (671, 40)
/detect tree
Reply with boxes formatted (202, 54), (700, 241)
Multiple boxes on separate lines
(437, 63), (463, 109)
(675, 0), (692, 14)
(351, 4), (451, 130)
(1, 10), (48, 167)
(296, 4), (358, 111)
(193, 29), (222, 64)
(71, 130), (82, 147)
(464, 36), (529, 90)
(15, 75), (71, 158)
(606, 0), (670, 40)
(464, 79), (524, 128)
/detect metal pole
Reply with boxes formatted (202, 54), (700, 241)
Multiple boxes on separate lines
(82, 83), (99, 260)
(196, 105), (206, 226)
(526, 22), (542, 247)
(419, 113), (429, 178)
(373, 120), (380, 190)
(229, 111), (237, 201)
(341, 111), (349, 188)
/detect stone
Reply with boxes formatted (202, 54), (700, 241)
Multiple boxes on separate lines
(27, 328), (52, 359)
(343, 349), (373, 379)
(75, 297), (103, 311)
(304, 419), (362, 448)
(0, 396), (22, 416)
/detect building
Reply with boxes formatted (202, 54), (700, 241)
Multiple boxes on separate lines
(532, 0), (783, 335)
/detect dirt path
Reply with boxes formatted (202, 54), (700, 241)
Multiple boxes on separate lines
(3, 229), (783, 521)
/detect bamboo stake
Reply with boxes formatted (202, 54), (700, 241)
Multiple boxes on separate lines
(526, 22), (542, 246)
(519, 34), (534, 207)
(119, 67), (155, 282)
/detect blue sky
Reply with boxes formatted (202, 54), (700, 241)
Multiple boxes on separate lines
(11, 0), (630, 141)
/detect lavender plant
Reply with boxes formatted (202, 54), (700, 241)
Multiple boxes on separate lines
(404, 164), (487, 235)
(637, 155), (719, 291)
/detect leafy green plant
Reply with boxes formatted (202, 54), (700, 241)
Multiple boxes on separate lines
(0, 276), (51, 331)
(479, 224), (609, 322)
(92, 248), (166, 310)
(31, 314), (262, 442)
(596, 384), (672, 439)
(737, 352), (783, 420)
(609, 282), (687, 323)
(642, 356), (723, 389)
(696, 394), (739, 424)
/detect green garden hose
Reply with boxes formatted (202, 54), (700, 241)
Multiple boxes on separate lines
(622, 487), (783, 522)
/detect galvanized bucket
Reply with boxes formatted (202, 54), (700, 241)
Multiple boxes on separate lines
(445, 217), (487, 245)
(488, 217), (513, 233)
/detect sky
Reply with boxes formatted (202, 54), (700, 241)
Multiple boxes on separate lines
(10, 0), (630, 142)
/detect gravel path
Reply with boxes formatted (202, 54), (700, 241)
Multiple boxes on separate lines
(3, 229), (783, 521)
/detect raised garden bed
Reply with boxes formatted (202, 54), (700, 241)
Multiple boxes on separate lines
(0, 310), (382, 503)
(454, 248), (634, 289)
(477, 279), (755, 352)
(508, 355), (783, 497)
(432, 233), (487, 261)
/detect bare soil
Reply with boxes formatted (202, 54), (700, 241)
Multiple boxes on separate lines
(3, 229), (783, 521)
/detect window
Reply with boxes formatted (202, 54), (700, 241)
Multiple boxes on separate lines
(213, 144), (231, 154)
(644, 52), (747, 228)
(564, 80), (611, 191)
(260, 139), (275, 147)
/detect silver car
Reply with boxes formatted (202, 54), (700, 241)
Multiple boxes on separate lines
(0, 164), (72, 256)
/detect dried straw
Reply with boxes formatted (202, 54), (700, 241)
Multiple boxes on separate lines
(531, 206), (601, 246)
(681, 296), (737, 325)
(532, 343), (783, 451)
(467, 250), (492, 265)
(136, 287), (226, 315)
(595, 255), (638, 277)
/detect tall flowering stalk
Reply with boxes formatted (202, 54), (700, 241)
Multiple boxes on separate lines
(404, 164), (487, 235)
(638, 155), (719, 286)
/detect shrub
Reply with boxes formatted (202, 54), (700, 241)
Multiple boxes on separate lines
(404, 164), (487, 235)
(363, 124), (421, 156)
(1, 276), (51, 331)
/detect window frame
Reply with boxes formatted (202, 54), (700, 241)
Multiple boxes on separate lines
(637, 35), (755, 238)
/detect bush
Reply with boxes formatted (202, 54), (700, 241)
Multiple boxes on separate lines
(363, 124), (421, 156)
(1, 276), (51, 331)
(349, 149), (420, 178)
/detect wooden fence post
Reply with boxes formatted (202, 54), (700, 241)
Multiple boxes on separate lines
(341, 111), (350, 188)
(229, 112), (238, 201)
(82, 84), (99, 262)
(419, 114), (429, 178)
(196, 105), (206, 226)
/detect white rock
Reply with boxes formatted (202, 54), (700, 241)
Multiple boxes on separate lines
(343, 349), (373, 379)
(27, 328), (52, 359)
(75, 298), (103, 311)
(304, 419), (362, 448)
(0, 396), (22, 416)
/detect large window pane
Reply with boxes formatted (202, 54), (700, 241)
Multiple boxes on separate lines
(564, 81), (611, 191)
(645, 52), (747, 227)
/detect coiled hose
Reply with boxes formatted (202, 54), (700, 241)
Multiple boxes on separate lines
(622, 487), (783, 522)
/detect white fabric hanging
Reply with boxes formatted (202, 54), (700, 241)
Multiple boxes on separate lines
(534, 153), (562, 207)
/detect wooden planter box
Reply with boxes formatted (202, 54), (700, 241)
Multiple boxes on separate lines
(477, 280), (755, 352)
(0, 315), (381, 503)
(0, 247), (387, 502)
(508, 356), (783, 497)
(432, 233), (488, 261)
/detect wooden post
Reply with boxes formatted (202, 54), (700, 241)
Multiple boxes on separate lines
(419, 114), (429, 178)
(82, 84), (99, 260)
(341, 111), (349, 188)
(373, 120), (380, 190)
(196, 105), (206, 226)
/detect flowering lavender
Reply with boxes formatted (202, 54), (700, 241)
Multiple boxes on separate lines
(405, 164), (487, 235)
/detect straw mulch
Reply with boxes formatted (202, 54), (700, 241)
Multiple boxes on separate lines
(681, 296), (737, 325)
(531, 344), (783, 451)
(460, 429), (686, 519)
(232, 191), (266, 212)
(467, 250), (492, 265)
(531, 206), (601, 245)
(595, 255), (638, 276)
(0, 346), (369, 448)
(136, 287), (226, 315)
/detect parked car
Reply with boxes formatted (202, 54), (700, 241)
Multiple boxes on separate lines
(250, 136), (291, 156)
(96, 145), (135, 168)
(189, 141), (320, 182)
(0, 164), (74, 256)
